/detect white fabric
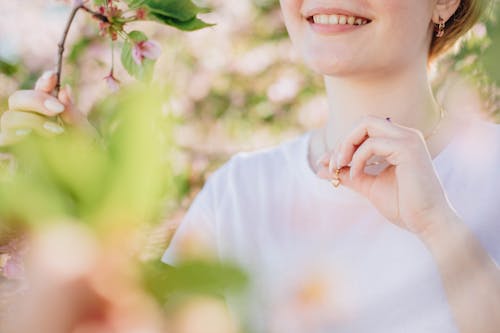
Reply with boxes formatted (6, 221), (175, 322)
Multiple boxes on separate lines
(162, 118), (500, 333)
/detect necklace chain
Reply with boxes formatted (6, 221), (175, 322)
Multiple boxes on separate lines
(321, 106), (447, 167)
(422, 105), (446, 141)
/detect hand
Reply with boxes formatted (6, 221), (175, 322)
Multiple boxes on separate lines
(0, 71), (93, 146)
(316, 115), (452, 235)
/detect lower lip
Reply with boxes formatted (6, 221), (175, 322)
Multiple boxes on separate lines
(308, 21), (368, 35)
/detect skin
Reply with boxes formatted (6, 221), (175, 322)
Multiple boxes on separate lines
(280, 0), (500, 331)
(0, 71), (92, 146)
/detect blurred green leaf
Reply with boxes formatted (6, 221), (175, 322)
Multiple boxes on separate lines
(89, 85), (175, 227)
(0, 59), (19, 76)
(142, 260), (248, 304)
(482, 13), (500, 85)
(0, 84), (178, 230)
(68, 37), (92, 64)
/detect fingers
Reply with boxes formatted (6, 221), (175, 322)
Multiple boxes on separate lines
(0, 132), (21, 146)
(336, 166), (377, 196)
(1, 110), (64, 137)
(315, 161), (377, 197)
(8, 90), (65, 117)
(315, 151), (330, 168)
(58, 85), (98, 138)
(349, 137), (400, 180)
(58, 85), (85, 125)
(337, 116), (407, 168)
(315, 151), (340, 177)
(34, 70), (58, 93)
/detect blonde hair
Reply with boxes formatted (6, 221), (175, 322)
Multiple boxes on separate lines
(429, 0), (490, 60)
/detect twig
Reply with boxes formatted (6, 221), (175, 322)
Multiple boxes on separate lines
(54, 5), (82, 96)
(54, 5), (110, 96)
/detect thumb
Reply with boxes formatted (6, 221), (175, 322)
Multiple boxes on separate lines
(34, 70), (58, 93)
(58, 85), (85, 125)
(58, 86), (98, 138)
(336, 167), (376, 196)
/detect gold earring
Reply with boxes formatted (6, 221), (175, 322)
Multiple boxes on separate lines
(436, 16), (445, 38)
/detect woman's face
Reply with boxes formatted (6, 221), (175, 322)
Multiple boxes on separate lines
(279, 0), (436, 77)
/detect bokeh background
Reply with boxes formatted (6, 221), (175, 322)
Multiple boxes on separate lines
(1, 0), (498, 236)
(0, 0), (499, 331)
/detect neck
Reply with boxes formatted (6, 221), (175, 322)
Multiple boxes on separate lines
(322, 62), (441, 151)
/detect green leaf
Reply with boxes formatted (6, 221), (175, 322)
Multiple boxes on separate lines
(122, 0), (213, 31)
(148, 13), (214, 31)
(120, 31), (156, 82)
(127, 30), (148, 43)
(142, 0), (208, 22)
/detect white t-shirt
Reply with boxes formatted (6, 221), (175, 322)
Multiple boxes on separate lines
(162, 118), (500, 333)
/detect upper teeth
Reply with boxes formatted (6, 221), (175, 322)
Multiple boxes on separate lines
(312, 14), (368, 25)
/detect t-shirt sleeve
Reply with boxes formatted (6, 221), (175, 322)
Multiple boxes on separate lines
(161, 164), (225, 266)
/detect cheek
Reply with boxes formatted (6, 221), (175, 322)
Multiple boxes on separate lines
(375, 2), (433, 56)
(279, 0), (302, 15)
(279, 0), (304, 39)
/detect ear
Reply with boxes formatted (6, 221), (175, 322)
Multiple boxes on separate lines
(432, 0), (461, 24)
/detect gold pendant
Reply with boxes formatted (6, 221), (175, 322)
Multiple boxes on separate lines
(330, 178), (341, 188)
(330, 168), (341, 188)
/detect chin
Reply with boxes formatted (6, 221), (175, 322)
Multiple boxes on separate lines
(302, 51), (364, 77)
(300, 45), (413, 79)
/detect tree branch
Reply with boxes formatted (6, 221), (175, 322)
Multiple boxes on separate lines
(55, 5), (110, 96)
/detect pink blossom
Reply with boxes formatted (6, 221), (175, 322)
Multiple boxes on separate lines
(132, 40), (161, 65)
(104, 71), (120, 92)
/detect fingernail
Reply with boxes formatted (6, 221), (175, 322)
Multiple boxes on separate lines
(315, 157), (323, 167)
(328, 155), (336, 173)
(315, 152), (327, 167)
(336, 152), (343, 168)
(41, 70), (55, 80)
(15, 129), (32, 137)
(44, 99), (65, 113)
(43, 122), (64, 134)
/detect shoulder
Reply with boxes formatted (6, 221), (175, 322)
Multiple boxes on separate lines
(445, 118), (500, 203)
(443, 118), (500, 176)
(209, 132), (307, 181)
(452, 119), (500, 254)
(465, 118), (500, 141)
(457, 118), (500, 162)
(202, 132), (309, 201)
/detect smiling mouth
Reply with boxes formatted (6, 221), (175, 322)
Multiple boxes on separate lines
(307, 14), (371, 26)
